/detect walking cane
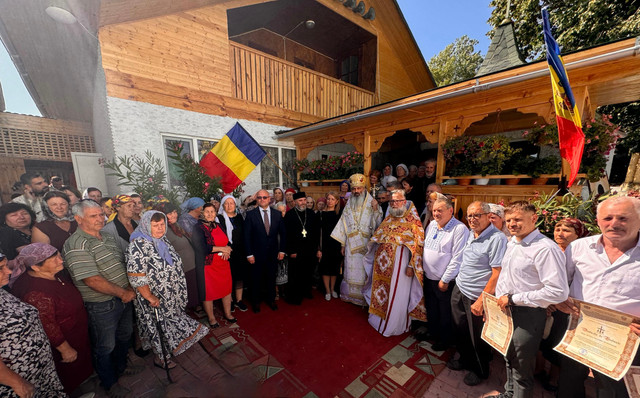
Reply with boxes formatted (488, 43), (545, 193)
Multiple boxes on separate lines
(141, 296), (174, 384)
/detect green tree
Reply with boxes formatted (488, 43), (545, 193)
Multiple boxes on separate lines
(428, 35), (484, 86)
(488, 0), (640, 184)
(488, 0), (640, 61)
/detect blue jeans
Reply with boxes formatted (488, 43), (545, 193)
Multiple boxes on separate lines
(85, 297), (133, 390)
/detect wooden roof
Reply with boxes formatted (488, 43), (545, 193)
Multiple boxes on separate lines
(277, 38), (640, 142)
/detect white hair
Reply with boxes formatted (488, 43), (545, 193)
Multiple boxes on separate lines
(72, 199), (101, 217)
(597, 196), (640, 218)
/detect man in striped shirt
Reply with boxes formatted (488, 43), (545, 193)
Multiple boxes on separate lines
(63, 199), (139, 397)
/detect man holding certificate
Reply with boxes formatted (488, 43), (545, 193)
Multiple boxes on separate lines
(449, 201), (507, 386)
(489, 201), (569, 398)
(557, 196), (640, 398)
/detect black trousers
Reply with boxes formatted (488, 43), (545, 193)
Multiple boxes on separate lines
(286, 253), (314, 304)
(249, 259), (277, 306)
(424, 278), (454, 345)
(450, 285), (492, 377)
(504, 306), (547, 398)
(558, 348), (640, 398)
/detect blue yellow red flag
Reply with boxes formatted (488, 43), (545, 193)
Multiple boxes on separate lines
(200, 122), (266, 192)
(542, 8), (585, 187)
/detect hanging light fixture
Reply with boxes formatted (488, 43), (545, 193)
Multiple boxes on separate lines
(45, 4), (77, 24)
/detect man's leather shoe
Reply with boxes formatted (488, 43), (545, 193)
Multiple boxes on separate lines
(267, 302), (278, 311)
(252, 305), (260, 313)
(446, 358), (463, 371)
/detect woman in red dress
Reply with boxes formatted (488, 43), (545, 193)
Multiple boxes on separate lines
(192, 203), (235, 328)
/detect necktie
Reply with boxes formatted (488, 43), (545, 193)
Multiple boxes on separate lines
(263, 209), (270, 234)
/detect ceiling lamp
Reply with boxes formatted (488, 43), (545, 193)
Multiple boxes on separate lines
(45, 5), (77, 25)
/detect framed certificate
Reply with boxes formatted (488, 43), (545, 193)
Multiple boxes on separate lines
(554, 299), (640, 381)
(481, 293), (514, 356)
(624, 366), (640, 398)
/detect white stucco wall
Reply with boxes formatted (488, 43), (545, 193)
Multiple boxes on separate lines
(104, 96), (295, 198)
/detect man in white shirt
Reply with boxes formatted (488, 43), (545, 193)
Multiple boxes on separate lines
(421, 197), (469, 351)
(489, 201), (568, 398)
(556, 195), (640, 397)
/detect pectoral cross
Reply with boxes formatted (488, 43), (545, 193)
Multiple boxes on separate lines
(302, 228), (307, 238)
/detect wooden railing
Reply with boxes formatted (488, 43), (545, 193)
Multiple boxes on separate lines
(230, 42), (375, 119)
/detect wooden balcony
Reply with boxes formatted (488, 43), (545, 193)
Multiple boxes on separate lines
(230, 42), (375, 119)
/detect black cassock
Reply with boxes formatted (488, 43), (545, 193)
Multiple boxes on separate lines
(284, 208), (320, 304)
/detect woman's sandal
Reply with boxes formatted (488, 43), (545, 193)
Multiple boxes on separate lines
(224, 315), (237, 324)
(208, 319), (220, 329)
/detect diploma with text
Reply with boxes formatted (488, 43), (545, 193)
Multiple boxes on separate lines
(481, 293), (513, 356)
(554, 299), (640, 381)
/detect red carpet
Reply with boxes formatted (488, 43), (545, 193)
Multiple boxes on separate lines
(234, 290), (406, 397)
(196, 289), (449, 397)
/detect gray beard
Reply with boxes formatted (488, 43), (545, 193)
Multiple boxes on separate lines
(295, 205), (306, 212)
(389, 207), (404, 217)
(350, 193), (365, 208)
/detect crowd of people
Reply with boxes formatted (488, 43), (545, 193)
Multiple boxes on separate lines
(1, 165), (639, 398)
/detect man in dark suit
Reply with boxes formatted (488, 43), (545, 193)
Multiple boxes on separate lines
(244, 189), (286, 313)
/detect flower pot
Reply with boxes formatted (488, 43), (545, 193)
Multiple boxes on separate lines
(457, 178), (472, 186)
(475, 178), (490, 185)
(531, 177), (549, 185)
(503, 178), (520, 185)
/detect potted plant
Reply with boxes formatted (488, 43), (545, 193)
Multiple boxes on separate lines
(442, 136), (481, 183)
(529, 155), (561, 184)
(475, 135), (521, 177)
(523, 114), (621, 182)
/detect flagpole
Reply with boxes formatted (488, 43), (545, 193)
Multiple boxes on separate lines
(264, 150), (296, 185)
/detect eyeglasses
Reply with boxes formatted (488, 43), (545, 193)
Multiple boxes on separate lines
(389, 200), (405, 204)
(466, 213), (487, 220)
(256, 196), (269, 200)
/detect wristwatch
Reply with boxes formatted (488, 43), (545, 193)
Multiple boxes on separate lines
(507, 293), (515, 306)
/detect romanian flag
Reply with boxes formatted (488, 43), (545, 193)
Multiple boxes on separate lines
(542, 8), (585, 187)
(200, 122), (266, 192)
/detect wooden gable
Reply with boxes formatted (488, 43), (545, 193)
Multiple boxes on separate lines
(99, 0), (434, 127)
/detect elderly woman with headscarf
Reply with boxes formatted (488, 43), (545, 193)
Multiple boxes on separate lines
(178, 197), (205, 236)
(31, 191), (78, 252)
(534, 216), (589, 392)
(381, 163), (397, 188)
(153, 202), (199, 309)
(82, 187), (102, 202)
(218, 195), (249, 312)
(487, 203), (510, 236)
(127, 211), (209, 369)
(101, 194), (137, 255)
(11, 243), (93, 394)
(0, 251), (66, 397)
(0, 203), (36, 260)
(396, 163), (409, 182)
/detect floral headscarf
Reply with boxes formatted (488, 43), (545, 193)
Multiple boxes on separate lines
(556, 217), (588, 238)
(10, 243), (58, 287)
(130, 210), (173, 265)
(107, 194), (132, 222)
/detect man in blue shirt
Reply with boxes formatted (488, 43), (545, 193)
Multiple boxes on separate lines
(448, 201), (507, 386)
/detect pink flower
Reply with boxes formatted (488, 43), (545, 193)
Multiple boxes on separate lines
(204, 182), (209, 187)
(587, 139), (591, 144)
(178, 143), (183, 148)
(148, 177), (153, 182)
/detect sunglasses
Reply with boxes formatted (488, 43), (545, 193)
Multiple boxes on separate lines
(256, 196), (269, 200)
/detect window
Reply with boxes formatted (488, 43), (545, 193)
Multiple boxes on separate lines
(163, 134), (295, 191)
(340, 55), (358, 86)
(163, 137), (192, 188)
(197, 139), (218, 160)
(260, 147), (279, 191)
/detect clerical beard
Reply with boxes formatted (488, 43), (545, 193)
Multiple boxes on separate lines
(350, 193), (365, 208)
(389, 207), (405, 218)
(296, 205), (306, 212)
